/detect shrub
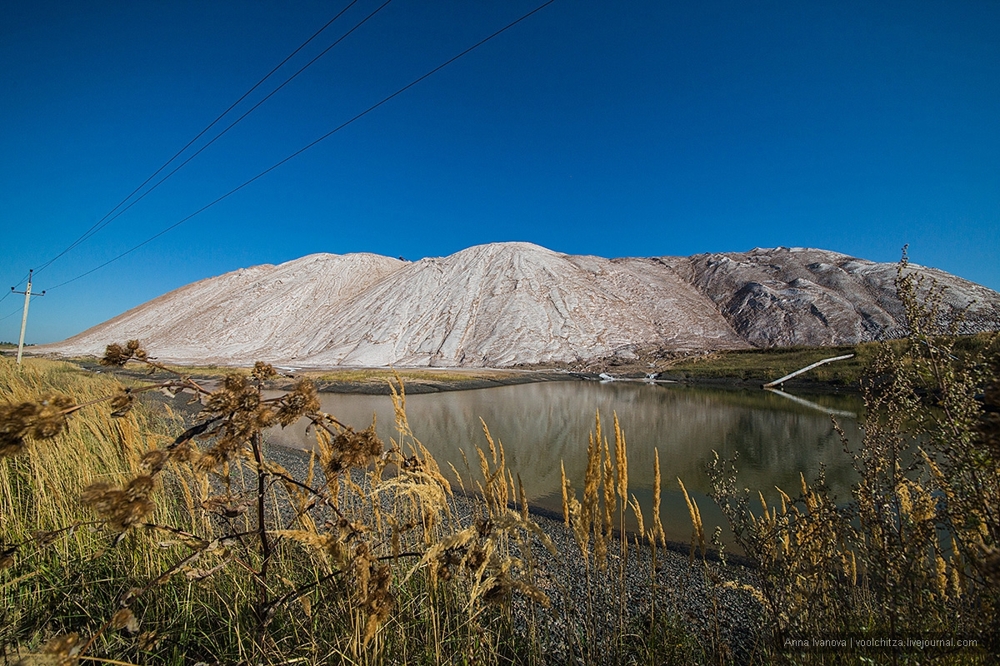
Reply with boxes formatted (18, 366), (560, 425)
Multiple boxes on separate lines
(708, 253), (1000, 663)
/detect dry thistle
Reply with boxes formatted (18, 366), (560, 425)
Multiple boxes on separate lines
(137, 630), (161, 651)
(139, 449), (170, 474)
(361, 562), (394, 644)
(108, 389), (134, 417)
(110, 608), (140, 634)
(39, 632), (82, 665)
(324, 423), (383, 475)
(81, 476), (156, 530)
(251, 361), (277, 381)
(0, 394), (75, 457)
(101, 339), (146, 366)
(276, 379), (320, 425)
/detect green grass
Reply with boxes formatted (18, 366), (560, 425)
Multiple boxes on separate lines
(661, 344), (872, 385)
(660, 334), (995, 386)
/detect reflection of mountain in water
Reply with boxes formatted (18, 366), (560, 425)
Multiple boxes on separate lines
(266, 382), (863, 543)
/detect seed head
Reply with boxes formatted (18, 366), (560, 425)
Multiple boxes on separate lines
(41, 632), (82, 662)
(101, 340), (146, 366)
(109, 390), (135, 417)
(324, 424), (383, 475)
(276, 380), (320, 426)
(1, 395), (75, 458)
(82, 478), (155, 530)
(137, 630), (160, 651)
(139, 449), (169, 474)
(111, 608), (140, 634)
(252, 361), (277, 381)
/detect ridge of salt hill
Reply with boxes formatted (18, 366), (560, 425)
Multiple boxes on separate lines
(38, 242), (1000, 368)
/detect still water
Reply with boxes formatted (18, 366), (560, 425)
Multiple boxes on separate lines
(265, 381), (864, 546)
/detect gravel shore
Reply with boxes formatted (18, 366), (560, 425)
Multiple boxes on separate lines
(262, 439), (765, 663)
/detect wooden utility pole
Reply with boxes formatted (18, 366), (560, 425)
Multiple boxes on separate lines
(11, 269), (45, 366)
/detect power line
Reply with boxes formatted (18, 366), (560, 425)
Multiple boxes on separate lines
(0, 307), (25, 323)
(31, 0), (364, 277)
(46, 0), (559, 292)
(38, 0), (394, 266)
(0, 272), (31, 307)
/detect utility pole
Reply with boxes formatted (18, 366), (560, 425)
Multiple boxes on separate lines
(11, 269), (45, 366)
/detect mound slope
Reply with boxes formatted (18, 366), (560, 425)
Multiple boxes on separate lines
(40, 243), (1000, 367)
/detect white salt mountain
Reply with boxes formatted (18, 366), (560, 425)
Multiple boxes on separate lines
(41, 242), (1000, 367)
(662, 246), (1000, 347)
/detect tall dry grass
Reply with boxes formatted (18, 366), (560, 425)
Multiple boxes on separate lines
(708, 253), (1000, 663)
(1, 351), (559, 665)
(0, 357), (195, 661)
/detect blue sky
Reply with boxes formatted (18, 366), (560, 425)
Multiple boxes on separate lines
(2, 0), (998, 344)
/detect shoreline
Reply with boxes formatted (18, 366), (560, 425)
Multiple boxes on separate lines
(27, 340), (875, 396)
(290, 371), (859, 397)
(57, 355), (858, 396)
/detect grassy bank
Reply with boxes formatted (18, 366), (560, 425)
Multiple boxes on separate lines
(658, 333), (996, 388)
(60, 357), (569, 395)
(660, 344), (873, 386)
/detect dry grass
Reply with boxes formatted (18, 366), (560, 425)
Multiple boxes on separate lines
(1, 352), (560, 665)
(1, 350), (739, 665)
(305, 368), (533, 389)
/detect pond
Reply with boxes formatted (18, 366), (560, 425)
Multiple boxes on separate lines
(265, 380), (864, 548)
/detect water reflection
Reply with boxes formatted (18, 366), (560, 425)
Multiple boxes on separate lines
(265, 382), (863, 545)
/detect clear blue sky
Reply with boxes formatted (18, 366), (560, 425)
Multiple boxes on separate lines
(2, 0), (998, 344)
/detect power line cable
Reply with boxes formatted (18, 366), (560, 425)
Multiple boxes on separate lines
(0, 272), (31, 306)
(46, 0), (558, 292)
(40, 0), (393, 264)
(31, 0), (363, 277)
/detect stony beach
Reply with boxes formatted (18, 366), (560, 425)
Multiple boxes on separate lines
(262, 437), (765, 663)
